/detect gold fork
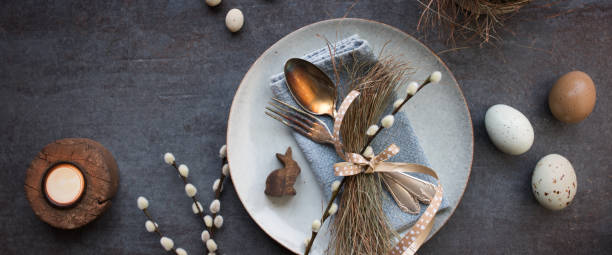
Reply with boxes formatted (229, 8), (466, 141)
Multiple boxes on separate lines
(265, 98), (336, 145)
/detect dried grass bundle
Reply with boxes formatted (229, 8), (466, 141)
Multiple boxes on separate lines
(417, 0), (530, 44)
(330, 55), (412, 255)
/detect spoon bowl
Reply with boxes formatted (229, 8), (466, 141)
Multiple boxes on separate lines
(284, 58), (337, 118)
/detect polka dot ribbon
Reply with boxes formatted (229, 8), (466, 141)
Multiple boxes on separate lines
(331, 90), (360, 160)
(331, 90), (444, 255)
(334, 144), (400, 176)
(390, 184), (443, 255)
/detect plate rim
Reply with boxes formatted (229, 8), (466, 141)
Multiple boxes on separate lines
(227, 17), (474, 254)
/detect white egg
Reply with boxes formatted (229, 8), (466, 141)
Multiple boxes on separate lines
(484, 104), (534, 155)
(225, 9), (244, 33)
(531, 154), (577, 210)
(205, 0), (221, 7)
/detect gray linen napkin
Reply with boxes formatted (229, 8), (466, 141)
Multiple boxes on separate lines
(269, 35), (448, 230)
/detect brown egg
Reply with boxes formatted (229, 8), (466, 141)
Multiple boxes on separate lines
(549, 71), (596, 123)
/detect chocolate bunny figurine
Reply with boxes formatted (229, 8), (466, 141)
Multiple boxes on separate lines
(265, 147), (301, 197)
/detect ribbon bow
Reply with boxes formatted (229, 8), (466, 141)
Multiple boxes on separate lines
(330, 90), (445, 255)
(334, 144), (436, 214)
(335, 144), (400, 175)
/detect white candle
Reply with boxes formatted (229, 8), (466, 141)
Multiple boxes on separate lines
(44, 163), (85, 207)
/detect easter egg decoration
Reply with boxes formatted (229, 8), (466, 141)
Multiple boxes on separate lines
(225, 8), (244, 33)
(549, 71), (596, 123)
(485, 104), (534, 155)
(531, 154), (577, 210)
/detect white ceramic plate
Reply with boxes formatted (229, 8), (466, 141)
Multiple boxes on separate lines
(227, 18), (473, 254)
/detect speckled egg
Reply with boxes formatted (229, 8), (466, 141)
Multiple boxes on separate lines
(532, 154), (577, 210)
(485, 104), (534, 155)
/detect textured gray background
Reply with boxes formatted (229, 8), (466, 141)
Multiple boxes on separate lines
(1, 0), (610, 254)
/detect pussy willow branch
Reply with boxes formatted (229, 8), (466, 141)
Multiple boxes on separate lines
(139, 148), (229, 254)
(303, 178), (344, 255)
(170, 162), (208, 228)
(362, 77), (437, 150)
(214, 158), (228, 199)
(303, 77), (435, 255)
(211, 157), (228, 236)
(141, 209), (176, 253)
(170, 157), (228, 237)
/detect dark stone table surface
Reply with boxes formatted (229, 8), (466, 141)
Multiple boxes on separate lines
(1, 0), (610, 254)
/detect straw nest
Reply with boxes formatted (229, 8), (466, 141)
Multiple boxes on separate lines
(418, 0), (531, 44)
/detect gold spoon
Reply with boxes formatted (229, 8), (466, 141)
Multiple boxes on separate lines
(284, 58), (337, 118)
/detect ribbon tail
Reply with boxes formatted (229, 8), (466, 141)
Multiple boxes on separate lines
(383, 171), (436, 204)
(399, 218), (435, 255)
(381, 174), (421, 214)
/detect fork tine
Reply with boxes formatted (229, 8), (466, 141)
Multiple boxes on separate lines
(265, 106), (312, 131)
(264, 110), (297, 129)
(268, 102), (314, 126)
(271, 98), (319, 121)
(270, 98), (331, 133)
(264, 111), (311, 138)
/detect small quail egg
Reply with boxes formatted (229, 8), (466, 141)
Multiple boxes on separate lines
(225, 8), (244, 32)
(531, 154), (577, 210)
